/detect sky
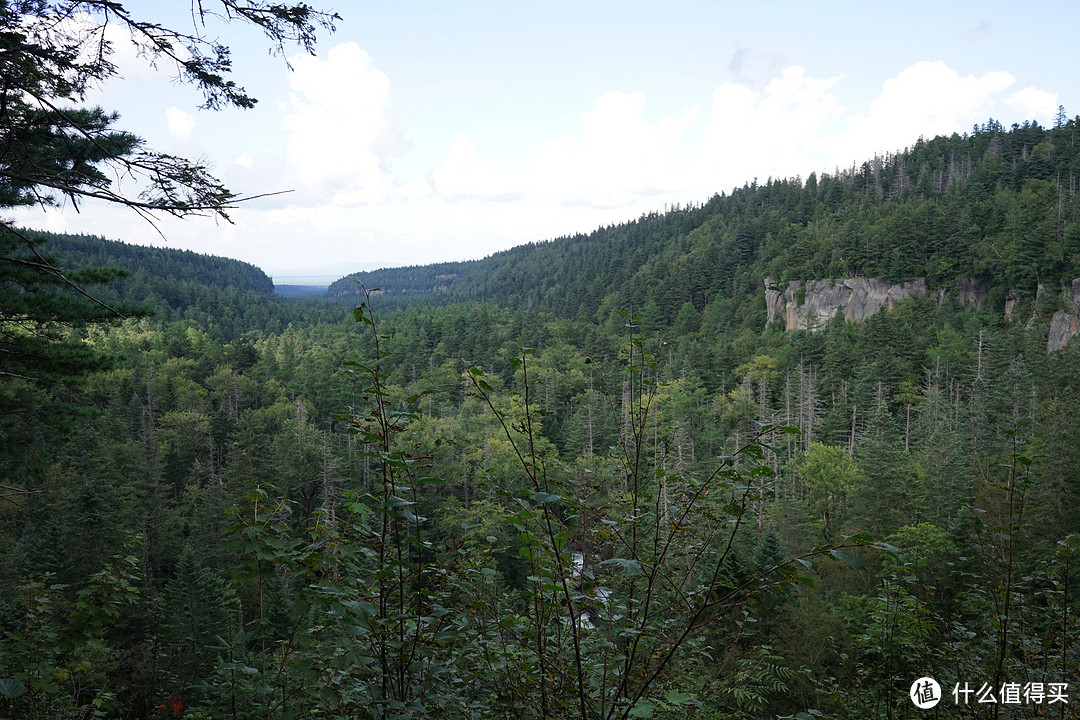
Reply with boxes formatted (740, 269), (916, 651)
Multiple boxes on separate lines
(10, 0), (1076, 283)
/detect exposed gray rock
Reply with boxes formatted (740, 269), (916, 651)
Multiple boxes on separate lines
(764, 277), (784, 327)
(1027, 283), (1052, 329)
(953, 277), (986, 308)
(764, 277), (928, 331)
(1048, 311), (1078, 351)
(1048, 278), (1080, 351)
(1005, 289), (1018, 321)
(764, 276), (1080, 351)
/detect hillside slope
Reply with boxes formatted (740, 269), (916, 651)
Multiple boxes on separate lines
(23, 230), (297, 339)
(330, 118), (1080, 331)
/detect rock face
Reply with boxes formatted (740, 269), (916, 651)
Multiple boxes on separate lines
(765, 277), (928, 331)
(766, 275), (1080, 350)
(954, 277), (986, 309)
(1048, 279), (1080, 351)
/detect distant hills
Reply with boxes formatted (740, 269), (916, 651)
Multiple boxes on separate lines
(30, 230), (274, 295)
(22, 230), (345, 339)
(273, 284), (329, 298)
(26, 116), (1080, 343)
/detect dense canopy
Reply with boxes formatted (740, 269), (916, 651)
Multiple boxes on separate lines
(1, 3), (1079, 718)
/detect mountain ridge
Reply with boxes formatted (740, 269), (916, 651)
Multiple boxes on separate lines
(328, 117), (1080, 333)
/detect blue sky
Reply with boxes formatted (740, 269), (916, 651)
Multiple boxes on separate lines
(13, 0), (1074, 281)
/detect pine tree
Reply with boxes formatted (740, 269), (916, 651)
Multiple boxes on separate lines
(0, 0), (337, 390)
(162, 546), (229, 692)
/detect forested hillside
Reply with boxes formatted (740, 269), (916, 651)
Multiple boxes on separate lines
(31, 231), (275, 295)
(19, 230), (346, 339)
(3, 118), (1080, 720)
(333, 117), (1080, 331)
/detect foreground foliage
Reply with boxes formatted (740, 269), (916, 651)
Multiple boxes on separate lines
(2, 272), (1079, 717)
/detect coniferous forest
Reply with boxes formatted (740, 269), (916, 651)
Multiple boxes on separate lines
(4, 3), (1080, 720)
(4, 117), (1080, 719)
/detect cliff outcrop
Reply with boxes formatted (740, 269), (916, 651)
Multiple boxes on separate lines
(765, 277), (931, 331)
(1048, 279), (1080, 351)
(766, 276), (1080, 351)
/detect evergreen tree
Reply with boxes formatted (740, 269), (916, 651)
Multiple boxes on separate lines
(162, 546), (229, 693)
(0, 0), (336, 390)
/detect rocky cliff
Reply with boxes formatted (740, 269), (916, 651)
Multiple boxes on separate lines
(1048, 279), (1080, 351)
(764, 277), (931, 331)
(765, 276), (1080, 351)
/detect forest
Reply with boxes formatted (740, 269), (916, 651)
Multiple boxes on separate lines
(2, 114), (1080, 719)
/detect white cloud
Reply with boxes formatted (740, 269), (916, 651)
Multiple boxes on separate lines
(527, 91), (697, 208)
(682, 60), (1040, 194)
(281, 42), (401, 205)
(165, 107), (195, 139)
(1007, 86), (1060, 124)
(431, 134), (521, 200)
(225, 149), (287, 201)
(693, 66), (842, 190)
(831, 61), (1015, 166)
(393, 180), (433, 203)
(440, 59), (1045, 217)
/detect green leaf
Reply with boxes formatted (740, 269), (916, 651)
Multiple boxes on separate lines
(601, 557), (642, 577)
(871, 541), (902, 559)
(829, 549), (865, 570)
(664, 689), (694, 705)
(535, 491), (561, 504)
(417, 475), (446, 485)
(628, 699), (654, 718)
(722, 502), (746, 517)
(742, 443), (765, 460)
(402, 510), (426, 524)
(0, 678), (26, 699)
